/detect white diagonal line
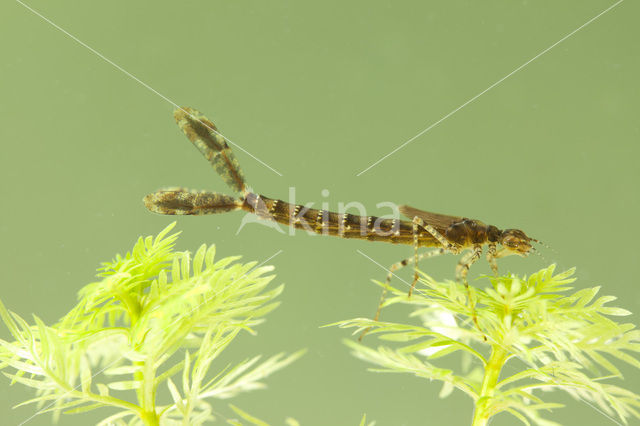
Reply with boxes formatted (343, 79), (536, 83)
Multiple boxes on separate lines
(17, 249), (283, 426)
(356, 0), (624, 176)
(356, 249), (417, 290)
(14, 0), (283, 177)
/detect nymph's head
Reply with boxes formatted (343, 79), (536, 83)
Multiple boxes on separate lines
(499, 228), (535, 256)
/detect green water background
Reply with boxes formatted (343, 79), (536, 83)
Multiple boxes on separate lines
(1, 1), (639, 425)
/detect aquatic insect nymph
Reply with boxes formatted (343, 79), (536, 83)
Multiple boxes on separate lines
(144, 107), (540, 337)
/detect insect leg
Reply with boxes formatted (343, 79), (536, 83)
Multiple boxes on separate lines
(359, 248), (445, 341)
(493, 247), (511, 259)
(410, 218), (420, 297)
(486, 243), (498, 275)
(411, 216), (459, 254)
(456, 244), (484, 338)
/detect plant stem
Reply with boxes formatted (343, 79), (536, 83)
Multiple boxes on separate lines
(471, 345), (507, 426)
(136, 359), (160, 426)
(141, 410), (160, 426)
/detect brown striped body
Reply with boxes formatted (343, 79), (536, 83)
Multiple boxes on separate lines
(144, 106), (538, 341)
(144, 107), (534, 257)
(241, 192), (439, 247)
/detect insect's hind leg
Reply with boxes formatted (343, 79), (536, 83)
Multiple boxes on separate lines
(377, 248), (445, 321)
(412, 217), (459, 254)
(456, 244), (485, 339)
(359, 248), (445, 341)
(409, 215), (461, 295)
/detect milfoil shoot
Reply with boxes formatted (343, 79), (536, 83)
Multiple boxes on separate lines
(0, 223), (304, 425)
(332, 265), (640, 426)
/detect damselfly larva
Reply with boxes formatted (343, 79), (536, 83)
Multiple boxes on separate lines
(144, 108), (539, 338)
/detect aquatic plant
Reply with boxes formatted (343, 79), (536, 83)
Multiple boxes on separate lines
(334, 265), (640, 425)
(0, 223), (303, 425)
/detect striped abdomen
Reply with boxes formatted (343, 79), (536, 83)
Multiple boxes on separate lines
(242, 192), (440, 247)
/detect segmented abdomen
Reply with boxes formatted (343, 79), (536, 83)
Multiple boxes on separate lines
(241, 193), (439, 247)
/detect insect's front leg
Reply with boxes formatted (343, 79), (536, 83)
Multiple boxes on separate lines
(486, 243), (498, 275)
(486, 245), (514, 275)
(493, 247), (511, 259)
